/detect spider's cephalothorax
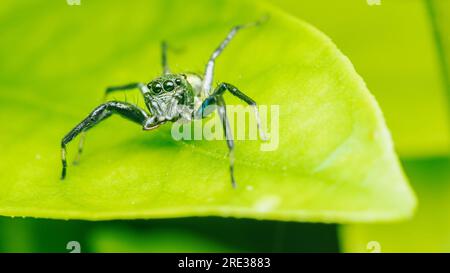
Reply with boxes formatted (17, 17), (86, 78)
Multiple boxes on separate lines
(142, 74), (196, 129)
(61, 17), (268, 188)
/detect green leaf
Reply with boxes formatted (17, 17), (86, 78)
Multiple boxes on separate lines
(428, 0), (450, 114)
(0, 0), (415, 222)
(270, 0), (450, 157)
(430, 0), (450, 78)
(340, 158), (450, 252)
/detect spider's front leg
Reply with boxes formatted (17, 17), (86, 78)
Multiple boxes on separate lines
(68, 82), (149, 164)
(197, 83), (267, 140)
(60, 101), (152, 180)
(195, 83), (267, 188)
(196, 94), (236, 188)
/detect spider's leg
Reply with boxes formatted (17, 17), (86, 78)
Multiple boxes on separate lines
(212, 82), (267, 141)
(194, 94), (236, 187)
(202, 17), (266, 96)
(193, 95), (217, 119)
(103, 83), (144, 100)
(61, 101), (150, 180)
(161, 41), (170, 75)
(193, 82), (268, 187)
(215, 96), (237, 188)
(73, 83), (146, 164)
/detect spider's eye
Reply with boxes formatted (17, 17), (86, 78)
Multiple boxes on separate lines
(151, 82), (163, 94)
(163, 80), (175, 91)
(175, 78), (182, 85)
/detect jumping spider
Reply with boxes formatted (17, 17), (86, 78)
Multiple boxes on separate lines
(61, 18), (268, 188)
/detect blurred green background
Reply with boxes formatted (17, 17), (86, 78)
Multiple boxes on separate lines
(0, 0), (448, 252)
